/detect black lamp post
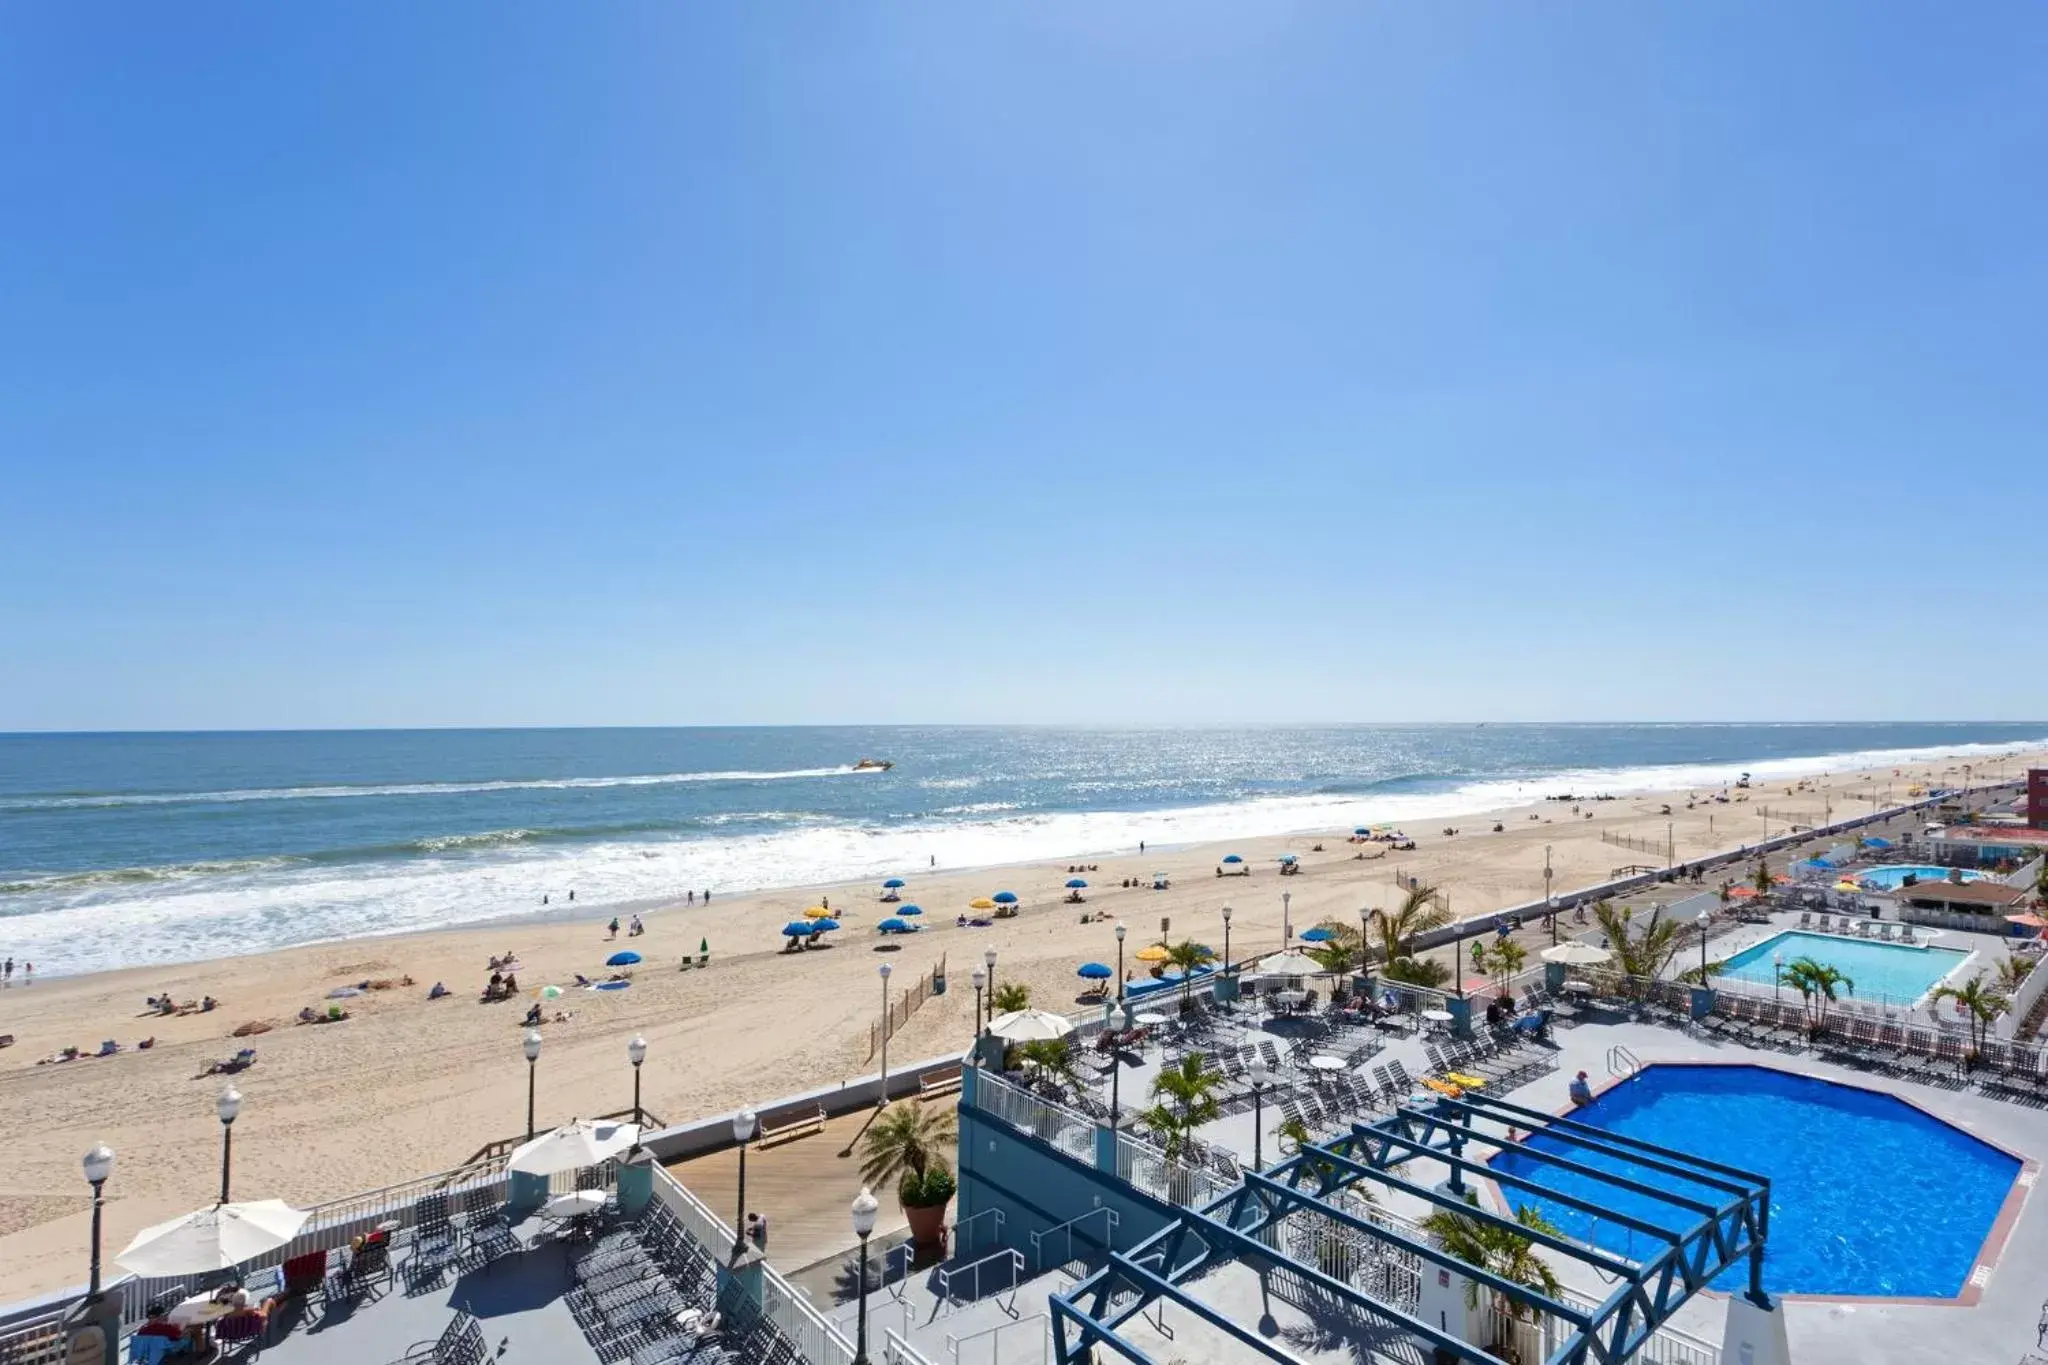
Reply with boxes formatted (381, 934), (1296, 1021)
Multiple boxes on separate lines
(83, 1144), (114, 1299)
(627, 1034), (648, 1137)
(971, 966), (987, 1041)
(731, 1109), (756, 1260)
(1250, 1058), (1270, 1171)
(851, 1186), (879, 1364)
(983, 947), (998, 1026)
(1103, 1000), (1121, 1126)
(523, 1030), (542, 1141)
(1697, 911), (1712, 981)
(1221, 905), (1233, 983)
(1114, 922), (1127, 1003)
(216, 1086), (241, 1205)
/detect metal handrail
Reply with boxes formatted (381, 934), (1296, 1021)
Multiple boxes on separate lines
(1028, 1207), (1119, 1274)
(946, 1311), (1048, 1365)
(948, 1207), (1005, 1257)
(1607, 1044), (1641, 1079)
(883, 1326), (942, 1365)
(934, 1248), (1024, 1317)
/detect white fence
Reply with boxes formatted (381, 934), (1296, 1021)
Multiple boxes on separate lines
(968, 1072), (1097, 1163)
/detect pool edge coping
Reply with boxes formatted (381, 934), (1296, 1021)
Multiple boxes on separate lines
(1480, 1055), (2038, 1309)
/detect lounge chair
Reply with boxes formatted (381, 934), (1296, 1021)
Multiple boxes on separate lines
(1899, 923), (1917, 943)
(394, 1311), (488, 1365)
(1797, 911), (1811, 928)
(1814, 914), (1831, 933)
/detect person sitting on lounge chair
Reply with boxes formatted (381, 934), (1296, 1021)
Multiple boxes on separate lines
(297, 1006), (319, 1024)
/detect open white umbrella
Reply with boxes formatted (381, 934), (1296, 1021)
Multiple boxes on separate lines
(1540, 941), (1612, 967)
(507, 1117), (640, 1176)
(1256, 950), (1328, 976)
(987, 1008), (1076, 1043)
(116, 1200), (308, 1276)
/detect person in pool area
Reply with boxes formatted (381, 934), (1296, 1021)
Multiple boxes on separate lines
(1568, 1071), (1594, 1107)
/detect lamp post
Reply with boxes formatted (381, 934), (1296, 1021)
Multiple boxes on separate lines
(1220, 905), (1233, 979)
(1282, 891), (1292, 945)
(1114, 922), (1127, 1002)
(1547, 896), (1559, 946)
(523, 1030), (542, 1142)
(1772, 951), (1783, 1008)
(216, 1086), (241, 1205)
(1697, 910), (1712, 981)
(971, 966), (987, 1041)
(82, 1144), (114, 1299)
(851, 1186), (879, 1364)
(627, 1034), (648, 1135)
(1249, 1056), (1270, 1172)
(983, 947), (998, 1027)
(731, 1109), (757, 1260)
(877, 962), (894, 1108)
(1102, 1000), (1121, 1126)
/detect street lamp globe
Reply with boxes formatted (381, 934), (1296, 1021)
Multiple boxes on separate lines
(879, 961), (893, 981)
(983, 946), (997, 971)
(217, 1086), (242, 1125)
(1114, 922), (1126, 942)
(628, 1035), (648, 1068)
(523, 1030), (542, 1063)
(1250, 1056), (1270, 1090)
(971, 966), (986, 992)
(1221, 906), (1232, 926)
(851, 1186), (879, 1238)
(83, 1144), (114, 1186)
(733, 1108), (758, 1143)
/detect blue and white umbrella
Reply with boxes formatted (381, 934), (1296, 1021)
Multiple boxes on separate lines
(605, 951), (642, 967)
(1077, 962), (1113, 980)
(1222, 854), (1243, 864)
(781, 922), (814, 937)
(993, 891), (1018, 904)
(810, 918), (842, 932)
(883, 878), (907, 889)
(878, 918), (909, 933)
(1066, 878), (1088, 889)
(1354, 827), (1370, 836)
(1278, 854), (1298, 864)
(1297, 927), (1335, 943)
(898, 904), (924, 916)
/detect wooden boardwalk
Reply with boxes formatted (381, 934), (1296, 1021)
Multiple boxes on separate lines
(664, 1097), (952, 1276)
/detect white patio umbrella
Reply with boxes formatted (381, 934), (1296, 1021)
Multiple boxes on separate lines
(987, 1008), (1076, 1043)
(1256, 950), (1328, 976)
(116, 1200), (308, 1276)
(507, 1117), (640, 1176)
(1540, 941), (1612, 967)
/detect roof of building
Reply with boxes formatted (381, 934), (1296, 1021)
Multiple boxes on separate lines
(1929, 824), (2048, 848)
(1897, 879), (2032, 908)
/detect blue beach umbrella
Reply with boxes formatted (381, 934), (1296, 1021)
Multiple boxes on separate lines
(1863, 837), (1894, 850)
(993, 891), (1018, 904)
(781, 922), (814, 937)
(898, 904), (923, 916)
(883, 878), (907, 888)
(1066, 878), (1088, 889)
(605, 951), (642, 967)
(1278, 854), (1298, 863)
(1354, 827), (1369, 836)
(810, 918), (842, 932)
(1296, 927), (1335, 943)
(878, 918), (908, 933)
(593, 980), (631, 992)
(1077, 962), (1113, 980)
(1222, 854), (1243, 864)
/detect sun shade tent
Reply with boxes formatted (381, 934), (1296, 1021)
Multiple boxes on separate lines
(988, 1008), (1077, 1042)
(507, 1118), (639, 1176)
(117, 1201), (309, 1277)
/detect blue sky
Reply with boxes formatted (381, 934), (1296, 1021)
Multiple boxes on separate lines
(3, 3), (2044, 729)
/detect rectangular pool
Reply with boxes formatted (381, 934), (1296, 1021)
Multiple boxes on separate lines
(1718, 930), (1969, 1006)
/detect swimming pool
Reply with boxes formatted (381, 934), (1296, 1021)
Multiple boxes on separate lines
(1857, 864), (1991, 891)
(1718, 931), (1968, 1006)
(1491, 1065), (2021, 1297)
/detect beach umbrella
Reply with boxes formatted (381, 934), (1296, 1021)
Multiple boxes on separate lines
(993, 891), (1019, 904)
(1257, 950), (1327, 976)
(781, 922), (814, 937)
(508, 1117), (640, 1176)
(988, 1008), (1076, 1042)
(810, 918), (841, 932)
(1077, 962), (1113, 980)
(594, 980), (631, 992)
(883, 878), (907, 889)
(898, 904), (924, 916)
(605, 951), (642, 967)
(534, 985), (565, 1000)
(1278, 854), (1298, 864)
(1834, 881), (1861, 893)
(1134, 944), (1172, 963)
(1066, 878), (1088, 889)
(969, 898), (997, 910)
(117, 1201), (309, 1276)
(877, 918), (908, 933)
(2006, 913), (2047, 930)
(1353, 827), (1369, 836)
(1222, 854), (1243, 864)
(1726, 887), (1758, 900)
(1297, 927), (1335, 942)
(1540, 941), (1611, 967)
(803, 906), (833, 919)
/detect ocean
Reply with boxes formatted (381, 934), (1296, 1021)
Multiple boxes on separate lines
(1, 723), (2041, 976)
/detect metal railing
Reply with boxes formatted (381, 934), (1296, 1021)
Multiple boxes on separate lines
(935, 1248), (1024, 1316)
(883, 1326), (942, 1365)
(966, 1072), (1096, 1162)
(946, 1311), (1048, 1365)
(1111, 1130), (1230, 1210)
(1029, 1207), (1118, 1274)
(949, 1208), (1005, 1259)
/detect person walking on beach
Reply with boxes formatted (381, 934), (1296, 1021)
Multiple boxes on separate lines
(703, 888), (711, 903)
(3, 958), (11, 987)
(568, 889), (575, 902)
(687, 890), (695, 905)
(629, 914), (644, 937)
(607, 917), (620, 940)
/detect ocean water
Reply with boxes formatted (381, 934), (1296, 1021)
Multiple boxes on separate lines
(0, 723), (2040, 976)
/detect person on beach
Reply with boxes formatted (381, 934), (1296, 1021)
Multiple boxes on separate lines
(687, 890), (695, 905)
(703, 888), (711, 902)
(3, 958), (11, 986)
(607, 917), (620, 939)
(569, 890), (575, 901)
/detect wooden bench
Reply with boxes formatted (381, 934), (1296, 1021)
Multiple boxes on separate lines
(754, 1103), (826, 1149)
(917, 1064), (963, 1099)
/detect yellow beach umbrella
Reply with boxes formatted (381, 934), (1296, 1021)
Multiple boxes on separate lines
(969, 898), (997, 910)
(1134, 944), (1171, 963)
(803, 906), (833, 919)
(1833, 881), (1860, 893)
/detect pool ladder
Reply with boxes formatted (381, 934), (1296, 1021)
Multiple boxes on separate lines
(1606, 1045), (1642, 1079)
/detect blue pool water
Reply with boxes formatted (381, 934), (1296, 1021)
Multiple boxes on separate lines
(1492, 1065), (2020, 1297)
(1719, 931), (1968, 1005)
(1857, 864), (1991, 891)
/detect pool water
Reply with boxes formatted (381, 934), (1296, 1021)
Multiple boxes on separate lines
(1491, 1065), (2020, 1297)
(1718, 931), (1968, 1005)
(1858, 864), (1991, 891)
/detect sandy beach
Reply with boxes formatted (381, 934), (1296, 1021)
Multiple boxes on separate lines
(0, 747), (2036, 1296)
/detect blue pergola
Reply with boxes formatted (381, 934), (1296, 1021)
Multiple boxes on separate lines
(1050, 1088), (1772, 1365)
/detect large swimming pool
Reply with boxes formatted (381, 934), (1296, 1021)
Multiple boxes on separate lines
(1491, 1065), (2021, 1297)
(1858, 864), (1991, 891)
(1718, 931), (1968, 1005)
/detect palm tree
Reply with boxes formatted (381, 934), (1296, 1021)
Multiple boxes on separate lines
(1143, 1052), (1223, 1160)
(1480, 939), (1525, 998)
(861, 1101), (958, 1200)
(1994, 955), (2034, 995)
(1778, 956), (1854, 1036)
(1931, 972), (2007, 1065)
(1163, 939), (1214, 1008)
(1591, 900), (1686, 998)
(1420, 1203), (1563, 1356)
(1018, 1037), (1080, 1089)
(1752, 860), (1773, 897)
(990, 981), (1031, 1015)
(1371, 885), (1451, 987)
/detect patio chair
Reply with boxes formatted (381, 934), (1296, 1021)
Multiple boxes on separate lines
(1814, 914), (1831, 933)
(212, 1309), (268, 1357)
(282, 1250), (329, 1299)
(126, 1335), (181, 1365)
(1797, 911), (1811, 928)
(1899, 923), (1917, 944)
(394, 1310), (487, 1365)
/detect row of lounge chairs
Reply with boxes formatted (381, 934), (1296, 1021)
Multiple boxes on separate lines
(1274, 1031), (1558, 1140)
(1796, 911), (1917, 942)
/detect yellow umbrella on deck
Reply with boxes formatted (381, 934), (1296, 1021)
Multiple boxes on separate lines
(1134, 944), (1171, 963)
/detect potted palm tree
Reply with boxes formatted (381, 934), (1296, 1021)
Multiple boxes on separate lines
(1139, 1052), (1223, 1203)
(860, 1102), (959, 1250)
(989, 981), (1031, 1016)
(1419, 1204), (1563, 1365)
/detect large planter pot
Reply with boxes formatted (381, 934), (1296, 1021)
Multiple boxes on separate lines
(904, 1199), (950, 1249)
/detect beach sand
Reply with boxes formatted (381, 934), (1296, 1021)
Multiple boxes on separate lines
(0, 749), (2034, 1296)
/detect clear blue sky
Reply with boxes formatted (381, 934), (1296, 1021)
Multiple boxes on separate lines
(4, 3), (2044, 729)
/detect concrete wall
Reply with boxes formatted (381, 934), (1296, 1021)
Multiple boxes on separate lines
(955, 1104), (1179, 1274)
(638, 1049), (965, 1163)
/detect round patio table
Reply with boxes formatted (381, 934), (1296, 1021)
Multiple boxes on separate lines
(1306, 1055), (1345, 1071)
(1132, 1011), (1169, 1026)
